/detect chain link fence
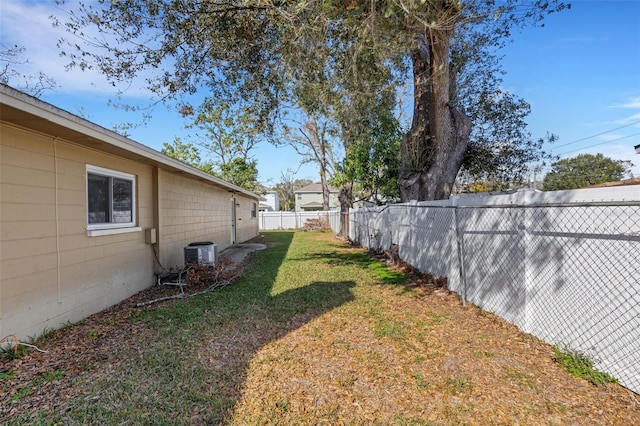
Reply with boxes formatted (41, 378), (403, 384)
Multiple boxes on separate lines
(349, 189), (640, 395)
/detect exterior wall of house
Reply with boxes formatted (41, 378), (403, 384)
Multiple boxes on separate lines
(1, 88), (260, 342)
(157, 170), (258, 268)
(295, 191), (339, 211)
(265, 192), (279, 211)
(234, 196), (260, 244)
(0, 123), (154, 341)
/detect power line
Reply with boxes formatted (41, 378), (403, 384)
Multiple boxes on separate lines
(552, 119), (640, 150)
(556, 132), (640, 156)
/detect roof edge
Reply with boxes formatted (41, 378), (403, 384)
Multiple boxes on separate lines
(0, 84), (258, 199)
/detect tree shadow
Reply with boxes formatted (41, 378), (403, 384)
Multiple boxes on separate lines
(353, 201), (640, 394)
(63, 231), (356, 423)
(288, 250), (407, 285)
(192, 279), (355, 422)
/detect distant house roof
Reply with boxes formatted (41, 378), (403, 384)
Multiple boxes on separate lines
(295, 183), (340, 193)
(0, 84), (258, 200)
(586, 177), (640, 188)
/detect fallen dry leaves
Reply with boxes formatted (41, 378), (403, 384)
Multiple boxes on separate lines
(230, 281), (640, 425)
(1, 234), (639, 425)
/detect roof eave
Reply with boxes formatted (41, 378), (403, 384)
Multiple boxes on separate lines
(0, 84), (259, 199)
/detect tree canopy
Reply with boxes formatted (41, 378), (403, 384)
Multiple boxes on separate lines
(58, 0), (568, 201)
(334, 111), (403, 204)
(161, 137), (214, 174)
(186, 102), (264, 166)
(542, 153), (633, 191)
(220, 157), (260, 192)
(161, 138), (259, 192)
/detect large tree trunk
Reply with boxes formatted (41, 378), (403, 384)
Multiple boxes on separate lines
(399, 22), (472, 201)
(319, 164), (330, 211)
(399, 47), (432, 201)
(338, 181), (353, 239)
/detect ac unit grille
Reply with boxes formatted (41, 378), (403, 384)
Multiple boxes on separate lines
(184, 242), (217, 266)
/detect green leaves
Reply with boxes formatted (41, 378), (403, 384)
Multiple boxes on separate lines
(161, 137), (215, 174)
(553, 345), (618, 386)
(542, 153), (633, 191)
(220, 158), (260, 192)
(336, 111), (403, 204)
(58, 0), (569, 200)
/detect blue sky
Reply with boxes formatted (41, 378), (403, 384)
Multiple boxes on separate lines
(1, 0), (639, 185)
(499, 0), (640, 177)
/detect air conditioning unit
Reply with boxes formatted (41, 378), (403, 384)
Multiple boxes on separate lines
(184, 242), (217, 266)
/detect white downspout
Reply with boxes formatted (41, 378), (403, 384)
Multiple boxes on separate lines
(53, 138), (61, 303)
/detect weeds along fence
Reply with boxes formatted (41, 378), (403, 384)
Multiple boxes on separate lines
(259, 210), (342, 234)
(349, 187), (640, 395)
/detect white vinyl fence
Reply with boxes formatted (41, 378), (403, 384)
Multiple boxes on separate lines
(349, 187), (640, 394)
(259, 210), (342, 234)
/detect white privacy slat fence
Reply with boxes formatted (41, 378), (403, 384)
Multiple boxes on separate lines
(259, 210), (342, 234)
(349, 187), (640, 395)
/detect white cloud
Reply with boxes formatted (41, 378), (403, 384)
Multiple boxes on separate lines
(600, 134), (626, 141)
(614, 113), (640, 125)
(612, 97), (640, 109)
(607, 96), (640, 125)
(0, 1), (154, 97)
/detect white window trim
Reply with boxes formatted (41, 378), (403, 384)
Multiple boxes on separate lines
(87, 227), (142, 237)
(86, 164), (138, 235)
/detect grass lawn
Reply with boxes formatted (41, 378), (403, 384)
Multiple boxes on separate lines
(1, 231), (638, 425)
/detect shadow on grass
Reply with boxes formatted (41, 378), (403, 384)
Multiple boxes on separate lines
(58, 231), (356, 424)
(192, 279), (356, 422)
(291, 248), (407, 285)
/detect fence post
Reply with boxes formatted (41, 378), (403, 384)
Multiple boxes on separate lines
(452, 197), (467, 306)
(350, 209), (355, 242)
(520, 189), (533, 331)
(409, 201), (416, 259)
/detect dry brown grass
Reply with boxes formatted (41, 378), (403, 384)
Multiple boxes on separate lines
(2, 231), (638, 425)
(230, 270), (639, 425)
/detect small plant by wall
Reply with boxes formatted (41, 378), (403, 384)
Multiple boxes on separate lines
(553, 344), (618, 386)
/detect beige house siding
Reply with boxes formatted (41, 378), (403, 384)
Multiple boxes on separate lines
(1, 124), (154, 340)
(157, 171), (258, 268)
(0, 85), (260, 341)
(233, 196), (259, 244)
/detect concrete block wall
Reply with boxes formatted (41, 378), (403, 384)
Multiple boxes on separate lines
(1, 85), (261, 342)
(234, 195), (259, 244)
(158, 170), (232, 268)
(158, 171), (258, 268)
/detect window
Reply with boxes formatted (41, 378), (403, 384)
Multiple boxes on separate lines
(87, 165), (137, 233)
(251, 202), (257, 218)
